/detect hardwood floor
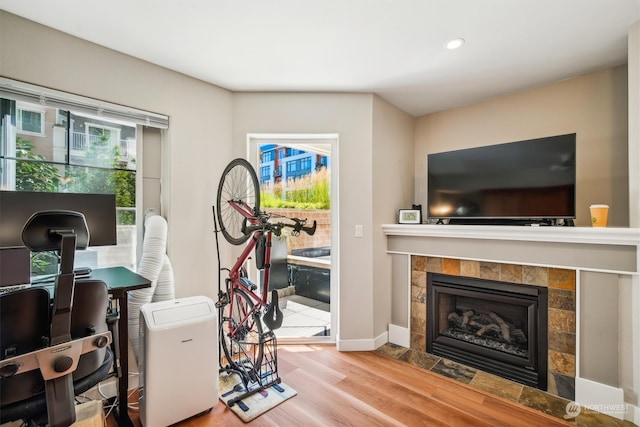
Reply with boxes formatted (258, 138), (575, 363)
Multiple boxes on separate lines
(109, 344), (571, 427)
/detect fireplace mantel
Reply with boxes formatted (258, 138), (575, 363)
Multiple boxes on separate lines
(383, 224), (640, 246)
(383, 224), (640, 274)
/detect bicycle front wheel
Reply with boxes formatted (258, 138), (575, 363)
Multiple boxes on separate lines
(219, 287), (264, 383)
(216, 158), (260, 245)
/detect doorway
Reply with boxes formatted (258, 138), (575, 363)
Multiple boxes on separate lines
(248, 134), (338, 343)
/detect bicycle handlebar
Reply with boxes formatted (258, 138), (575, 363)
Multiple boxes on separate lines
(291, 219), (317, 237)
(241, 215), (316, 237)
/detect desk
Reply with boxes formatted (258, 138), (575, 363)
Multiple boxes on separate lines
(37, 266), (150, 427)
(90, 267), (150, 427)
(88, 267), (150, 427)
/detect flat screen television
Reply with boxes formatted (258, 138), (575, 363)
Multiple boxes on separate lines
(427, 133), (576, 224)
(0, 191), (117, 247)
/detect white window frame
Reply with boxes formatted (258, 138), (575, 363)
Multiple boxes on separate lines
(16, 102), (45, 137)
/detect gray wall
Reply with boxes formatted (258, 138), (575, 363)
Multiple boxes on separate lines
(414, 66), (629, 227)
(1, 10), (416, 346)
(0, 11), (234, 300)
(232, 93), (414, 343)
(2, 10), (636, 354)
(372, 95), (415, 336)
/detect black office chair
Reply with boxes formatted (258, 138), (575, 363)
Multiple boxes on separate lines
(0, 210), (113, 427)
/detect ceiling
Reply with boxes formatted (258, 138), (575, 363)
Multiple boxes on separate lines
(1, 0), (638, 117)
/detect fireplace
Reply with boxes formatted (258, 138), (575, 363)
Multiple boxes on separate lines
(427, 273), (548, 390)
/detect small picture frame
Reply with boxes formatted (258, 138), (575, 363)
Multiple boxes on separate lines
(398, 209), (421, 224)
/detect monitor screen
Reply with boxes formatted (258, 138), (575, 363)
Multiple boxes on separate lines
(0, 191), (117, 247)
(0, 246), (31, 287)
(427, 133), (576, 220)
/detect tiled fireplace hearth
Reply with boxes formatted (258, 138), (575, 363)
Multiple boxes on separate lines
(411, 256), (575, 400)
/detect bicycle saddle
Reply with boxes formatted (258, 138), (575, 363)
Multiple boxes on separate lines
(263, 290), (283, 330)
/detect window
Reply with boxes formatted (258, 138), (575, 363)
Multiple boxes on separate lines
(301, 157), (311, 172)
(1, 97), (138, 272)
(0, 77), (168, 273)
(262, 150), (274, 162)
(286, 148), (303, 157)
(16, 103), (45, 136)
(286, 157), (312, 179)
(260, 165), (270, 183)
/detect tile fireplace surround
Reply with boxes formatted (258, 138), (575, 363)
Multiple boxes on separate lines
(414, 257), (573, 396)
(383, 224), (640, 425)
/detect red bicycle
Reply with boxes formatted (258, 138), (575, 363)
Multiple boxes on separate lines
(213, 158), (316, 405)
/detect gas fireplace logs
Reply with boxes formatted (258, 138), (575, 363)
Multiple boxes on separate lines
(447, 310), (527, 343)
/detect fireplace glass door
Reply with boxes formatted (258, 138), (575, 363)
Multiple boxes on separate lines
(427, 273), (548, 389)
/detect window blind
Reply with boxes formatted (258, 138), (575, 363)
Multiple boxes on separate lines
(0, 77), (169, 129)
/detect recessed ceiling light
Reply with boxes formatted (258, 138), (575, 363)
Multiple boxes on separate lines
(446, 38), (465, 50)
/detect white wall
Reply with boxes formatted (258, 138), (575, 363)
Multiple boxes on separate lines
(0, 11), (234, 300)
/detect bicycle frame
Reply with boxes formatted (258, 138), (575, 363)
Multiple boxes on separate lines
(223, 200), (273, 337)
(216, 157), (318, 405)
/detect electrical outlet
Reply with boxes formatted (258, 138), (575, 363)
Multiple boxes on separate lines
(355, 224), (363, 237)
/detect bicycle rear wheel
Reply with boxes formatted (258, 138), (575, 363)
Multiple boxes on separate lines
(219, 287), (264, 383)
(216, 158), (260, 245)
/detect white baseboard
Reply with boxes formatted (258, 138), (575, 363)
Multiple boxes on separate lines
(374, 331), (388, 349)
(336, 331), (388, 351)
(388, 324), (410, 348)
(629, 403), (640, 425)
(575, 376), (627, 420)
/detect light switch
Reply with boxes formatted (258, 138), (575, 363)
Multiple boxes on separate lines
(355, 224), (363, 237)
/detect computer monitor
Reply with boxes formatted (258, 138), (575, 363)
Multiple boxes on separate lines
(0, 191), (117, 247)
(0, 246), (31, 287)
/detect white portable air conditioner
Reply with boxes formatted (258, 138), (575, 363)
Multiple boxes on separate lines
(139, 296), (218, 427)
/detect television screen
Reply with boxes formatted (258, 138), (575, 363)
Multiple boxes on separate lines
(427, 134), (576, 222)
(0, 191), (117, 247)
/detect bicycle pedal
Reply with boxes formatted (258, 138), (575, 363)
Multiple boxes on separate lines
(216, 293), (229, 307)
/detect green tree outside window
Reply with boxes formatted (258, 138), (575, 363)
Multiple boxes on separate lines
(15, 137), (60, 192)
